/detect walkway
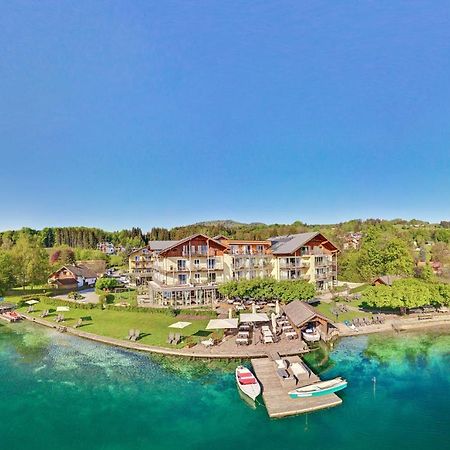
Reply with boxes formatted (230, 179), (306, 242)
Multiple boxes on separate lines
(19, 313), (310, 359)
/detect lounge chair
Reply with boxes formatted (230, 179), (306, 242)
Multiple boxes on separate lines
(74, 318), (83, 328)
(131, 329), (140, 341)
(167, 333), (174, 344)
(128, 329), (135, 340)
(173, 333), (181, 345)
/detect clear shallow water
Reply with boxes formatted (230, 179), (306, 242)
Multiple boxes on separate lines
(1, 322), (449, 450)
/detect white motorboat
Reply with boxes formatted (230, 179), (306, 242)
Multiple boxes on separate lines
(235, 366), (261, 401)
(289, 377), (347, 398)
(302, 326), (320, 342)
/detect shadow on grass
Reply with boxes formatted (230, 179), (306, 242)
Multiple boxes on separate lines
(192, 330), (212, 338)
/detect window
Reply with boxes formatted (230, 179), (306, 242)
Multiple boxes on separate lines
(178, 274), (187, 285)
(198, 244), (208, 255)
(256, 245), (264, 254)
(208, 273), (216, 283)
(230, 245), (238, 255)
(194, 273), (201, 283)
(207, 258), (216, 269)
(177, 259), (186, 270)
(193, 259), (200, 267)
(245, 245), (251, 254)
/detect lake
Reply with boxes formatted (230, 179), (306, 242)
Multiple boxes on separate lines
(1, 322), (449, 450)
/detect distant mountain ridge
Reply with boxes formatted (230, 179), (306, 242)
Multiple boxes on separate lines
(191, 219), (267, 228)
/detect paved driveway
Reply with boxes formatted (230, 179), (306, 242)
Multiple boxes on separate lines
(54, 288), (99, 304)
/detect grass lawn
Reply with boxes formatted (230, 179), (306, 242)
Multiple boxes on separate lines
(16, 301), (213, 349)
(109, 290), (138, 306)
(315, 301), (370, 323)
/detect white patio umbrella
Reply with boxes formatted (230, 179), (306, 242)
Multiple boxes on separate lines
(252, 303), (257, 314)
(56, 306), (70, 312)
(275, 300), (280, 316)
(168, 321), (192, 329)
(206, 318), (238, 330)
(228, 308), (233, 319)
(271, 312), (277, 334)
(25, 300), (39, 305)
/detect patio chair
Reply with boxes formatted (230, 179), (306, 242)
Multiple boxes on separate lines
(173, 333), (181, 345)
(74, 318), (83, 328)
(128, 329), (135, 340)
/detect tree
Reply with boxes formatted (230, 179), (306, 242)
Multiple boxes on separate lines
(11, 234), (50, 288)
(0, 251), (15, 295)
(95, 277), (119, 291)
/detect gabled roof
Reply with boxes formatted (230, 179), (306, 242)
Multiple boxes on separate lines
(269, 232), (319, 254)
(148, 240), (180, 252)
(283, 300), (331, 328)
(52, 265), (98, 279)
(373, 275), (403, 286)
(158, 234), (227, 255)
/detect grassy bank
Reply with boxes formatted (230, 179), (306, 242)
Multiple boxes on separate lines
(16, 302), (212, 348)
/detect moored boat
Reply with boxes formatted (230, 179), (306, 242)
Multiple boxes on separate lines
(301, 326), (320, 342)
(235, 366), (261, 402)
(288, 377), (347, 398)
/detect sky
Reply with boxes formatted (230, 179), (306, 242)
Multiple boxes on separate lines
(1, 1), (450, 231)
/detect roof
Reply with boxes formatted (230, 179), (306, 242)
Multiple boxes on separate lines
(61, 265), (97, 279)
(148, 240), (180, 252)
(269, 232), (320, 254)
(158, 233), (227, 255)
(283, 300), (331, 328)
(373, 275), (403, 286)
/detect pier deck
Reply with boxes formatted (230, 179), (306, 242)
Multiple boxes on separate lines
(251, 356), (342, 418)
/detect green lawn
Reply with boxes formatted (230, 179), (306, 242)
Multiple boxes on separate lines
(16, 301), (212, 348)
(315, 301), (370, 323)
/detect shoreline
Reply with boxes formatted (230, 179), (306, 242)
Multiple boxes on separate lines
(336, 314), (450, 337)
(15, 312), (450, 359)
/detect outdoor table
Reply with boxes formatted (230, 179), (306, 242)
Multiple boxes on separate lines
(263, 336), (274, 344)
(239, 325), (250, 331)
(236, 338), (249, 345)
(267, 303), (276, 307)
(263, 330), (273, 337)
(282, 325), (294, 331)
(235, 305), (245, 311)
(238, 331), (250, 337)
(285, 331), (297, 339)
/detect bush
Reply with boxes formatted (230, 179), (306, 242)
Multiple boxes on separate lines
(95, 277), (119, 292)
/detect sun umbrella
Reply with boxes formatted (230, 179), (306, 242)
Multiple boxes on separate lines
(168, 321), (192, 329)
(25, 300), (39, 305)
(252, 303), (257, 314)
(56, 306), (70, 312)
(271, 312), (277, 334)
(206, 318), (238, 330)
(228, 308), (233, 319)
(275, 300), (280, 316)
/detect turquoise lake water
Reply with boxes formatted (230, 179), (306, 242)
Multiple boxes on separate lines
(1, 322), (449, 450)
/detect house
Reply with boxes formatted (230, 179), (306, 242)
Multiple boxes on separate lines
(97, 242), (116, 255)
(283, 300), (338, 341)
(269, 232), (339, 291)
(129, 231), (339, 308)
(430, 261), (443, 276)
(48, 265), (98, 289)
(372, 275), (403, 287)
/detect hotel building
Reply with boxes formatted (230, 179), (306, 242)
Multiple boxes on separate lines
(128, 232), (338, 307)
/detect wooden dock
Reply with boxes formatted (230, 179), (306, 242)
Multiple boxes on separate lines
(251, 356), (343, 418)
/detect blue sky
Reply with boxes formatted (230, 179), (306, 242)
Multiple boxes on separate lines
(1, 1), (450, 231)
